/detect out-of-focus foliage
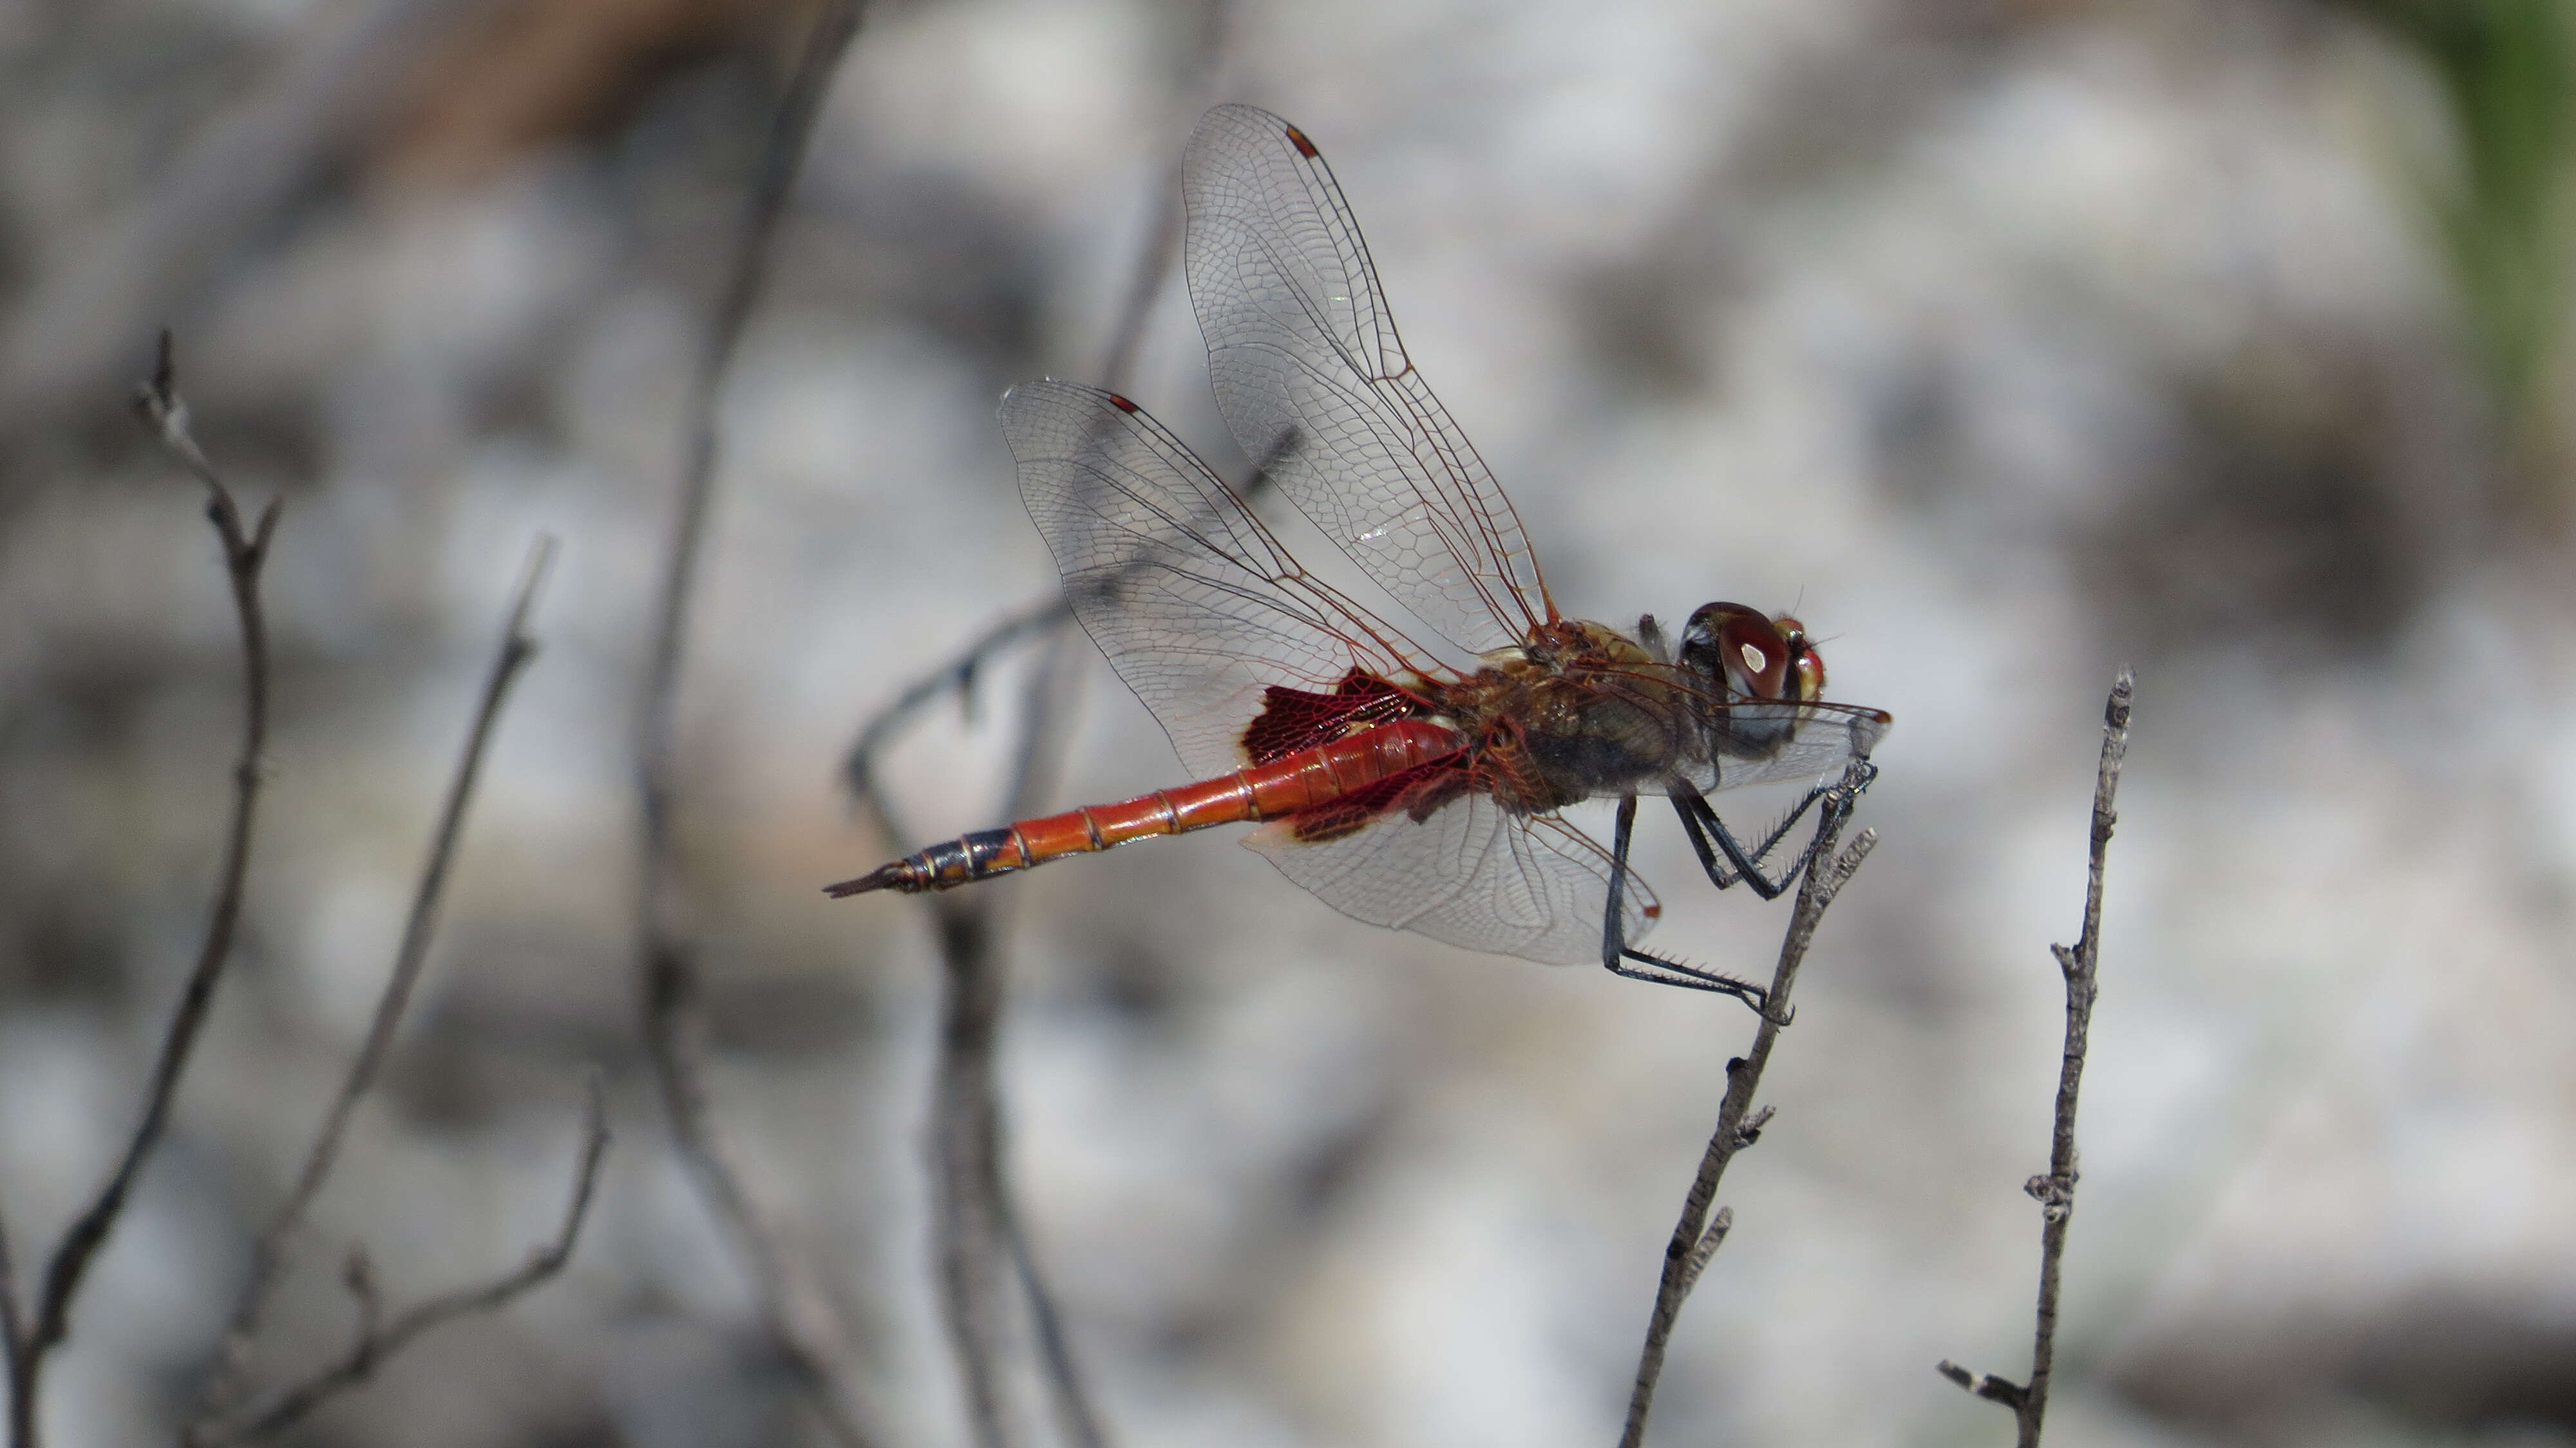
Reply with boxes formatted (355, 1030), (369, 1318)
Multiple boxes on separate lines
(2356, 0), (2576, 448)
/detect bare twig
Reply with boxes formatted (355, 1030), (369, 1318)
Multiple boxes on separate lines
(837, 15), (1244, 1445)
(339, 1250), (381, 1371)
(198, 1076), (612, 1445)
(1, 335), (280, 1448)
(1937, 670), (2132, 1447)
(838, 599), (1072, 807)
(1673, 1206), (1732, 1302)
(189, 536), (555, 1434)
(836, 395), (1084, 1448)
(988, 626), (1103, 1448)
(0, 1206), (21, 1422)
(845, 645), (1079, 1448)
(833, 457), (1285, 825)
(630, 4), (874, 1445)
(999, 1188), (1100, 1448)
(1094, 0), (1236, 395)
(922, 896), (1018, 1448)
(1617, 760), (1880, 1448)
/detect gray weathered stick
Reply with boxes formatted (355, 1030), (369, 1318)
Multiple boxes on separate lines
(629, 3), (875, 1445)
(1937, 669), (2134, 1447)
(1, 335), (280, 1448)
(189, 535), (554, 1435)
(199, 1076), (612, 1445)
(837, 14), (1243, 1443)
(845, 646), (1076, 1448)
(1617, 759), (1879, 1448)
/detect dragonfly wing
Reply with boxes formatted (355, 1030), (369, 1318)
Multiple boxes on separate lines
(1183, 103), (1552, 655)
(1005, 379), (1436, 778)
(1247, 794), (1653, 967)
(1687, 701), (1893, 793)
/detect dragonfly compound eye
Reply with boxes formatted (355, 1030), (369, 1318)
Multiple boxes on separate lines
(1773, 616), (1825, 702)
(1683, 603), (1790, 699)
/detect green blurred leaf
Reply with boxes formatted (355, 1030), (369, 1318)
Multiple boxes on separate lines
(2359, 0), (2576, 424)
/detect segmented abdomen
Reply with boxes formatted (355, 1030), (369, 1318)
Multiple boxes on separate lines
(835, 718), (1466, 895)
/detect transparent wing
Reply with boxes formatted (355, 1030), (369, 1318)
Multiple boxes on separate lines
(1182, 102), (1553, 655)
(1247, 793), (1653, 967)
(1688, 701), (1893, 794)
(1005, 379), (1443, 778)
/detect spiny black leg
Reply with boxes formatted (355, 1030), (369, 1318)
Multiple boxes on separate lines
(1606, 951), (1776, 1015)
(1600, 793), (1773, 1015)
(1669, 780), (1831, 900)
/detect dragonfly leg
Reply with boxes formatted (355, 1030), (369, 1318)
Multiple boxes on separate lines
(1600, 794), (1772, 1015)
(1669, 759), (1882, 901)
(1667, 780), (1835, 900)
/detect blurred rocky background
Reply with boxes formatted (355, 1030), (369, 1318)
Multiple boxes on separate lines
(5, 0), (2576, 1444)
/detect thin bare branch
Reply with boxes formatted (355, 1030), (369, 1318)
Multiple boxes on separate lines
(999, 1190), (1102, 1448)
(1095, 0), (1236, 394)
(190, 536), (555, 1432)
(0, 1205), (21, 1413)
(1935, 669), (2133, 1447)
(835, 435), (1291, 832)
(1617, 760), (1879, 1448)
(837, 16), (1244, 1444)
(4, 334), (280, 1448)
(839, 599), (1074, 808)
(630, 4), (875, 1445)
(990, 627), (1104, 1448)
(1674, 1206), (1733, 1301)
(842, 645), (1079, 1448)
(835, 417), (1083, 1448)
(923, 897), (1017, 1448)
(200, 1076), (612, 1445)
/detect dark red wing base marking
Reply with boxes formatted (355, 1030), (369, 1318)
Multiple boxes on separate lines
(1242, 669), (1418, 766)
(1286, 755), (1470, 844)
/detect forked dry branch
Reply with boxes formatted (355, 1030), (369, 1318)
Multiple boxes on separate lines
(0, 334), (280, 1448)
(835, 9), (1238, 1447)
(628, 3), (875, 1444)
(1937, 670), (2134, 1447)
(194, 1077), (611, 1445)
(0, 336), (602, 1448)
(1618, 759), (1880, 1448)
(187, 533), (559, 1440)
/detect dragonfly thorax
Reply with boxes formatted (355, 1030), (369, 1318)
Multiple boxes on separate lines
(1440, 618), (1701, 812)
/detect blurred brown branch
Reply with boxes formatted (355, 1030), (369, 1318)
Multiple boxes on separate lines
(1095, 0), (1238, 395)
(0, 335), (280, 1448)
(1616, 760), (1880, 1448)
(840, 600), (1076, 810)
(846, 576), (1085, 1448)
(833, 13), (1242, 1445)
(1937, 669), (2134, 1447)
(187, 535), (557, 1439)
(629, 2), (875, 1445)
(197, 1075), (612, 1445)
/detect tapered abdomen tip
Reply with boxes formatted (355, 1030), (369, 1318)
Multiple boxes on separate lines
(823, 863), (907, 898)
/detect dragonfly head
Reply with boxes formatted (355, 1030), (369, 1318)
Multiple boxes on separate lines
(1680, 602), (1825, 704)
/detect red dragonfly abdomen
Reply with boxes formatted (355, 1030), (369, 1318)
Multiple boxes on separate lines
(827, 718), (1466, 897)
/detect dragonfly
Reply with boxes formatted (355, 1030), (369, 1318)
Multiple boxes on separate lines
(830, 104), (1889, 1009)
